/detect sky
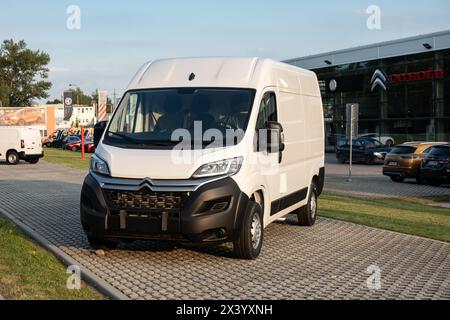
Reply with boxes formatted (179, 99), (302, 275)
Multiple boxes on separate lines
(1, 0), (450, 102)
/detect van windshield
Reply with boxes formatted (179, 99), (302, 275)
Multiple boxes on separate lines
(105, 88), (256, 148)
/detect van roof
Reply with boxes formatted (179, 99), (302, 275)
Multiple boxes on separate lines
(126, 57), (320, 96)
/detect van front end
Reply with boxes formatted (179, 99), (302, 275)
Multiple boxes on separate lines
(80, 171), (250, 246)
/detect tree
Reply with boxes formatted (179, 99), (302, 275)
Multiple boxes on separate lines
(46, 98), (62, 104)
(68, 87), (95, 106)
(0, 39), (52, 107)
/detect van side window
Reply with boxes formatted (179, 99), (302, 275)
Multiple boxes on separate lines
(256, 92), (277, 129)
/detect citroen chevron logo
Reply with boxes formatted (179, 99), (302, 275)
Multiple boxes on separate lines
(139, 178), (154, 190)
(371, 69), (388, 92)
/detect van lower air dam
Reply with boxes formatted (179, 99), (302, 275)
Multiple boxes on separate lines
(80, 57), (325, 259)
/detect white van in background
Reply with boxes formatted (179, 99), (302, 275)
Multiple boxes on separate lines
(81, 57), (325, 259)
(0, 127), (44, 165)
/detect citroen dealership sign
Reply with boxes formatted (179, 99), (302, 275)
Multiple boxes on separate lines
(371, 68), (444, 92)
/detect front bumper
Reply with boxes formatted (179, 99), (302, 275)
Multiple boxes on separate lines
(80, 173), (250, 244)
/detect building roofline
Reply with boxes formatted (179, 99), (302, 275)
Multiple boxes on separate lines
(284, 30), (450, 69)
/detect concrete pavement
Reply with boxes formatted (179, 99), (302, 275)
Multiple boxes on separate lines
(0, 160), (449, 300)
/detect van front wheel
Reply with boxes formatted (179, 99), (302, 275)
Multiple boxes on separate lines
(297, 182), (318, 226)
(233, 202), (264, 260)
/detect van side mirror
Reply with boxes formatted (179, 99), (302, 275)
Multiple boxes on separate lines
(94, 121), (108, 147)
(266, 121), (285, 154)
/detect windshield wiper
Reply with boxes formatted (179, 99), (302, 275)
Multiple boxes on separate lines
(107, 132), (141, 144)
(107, 132), (178, 147)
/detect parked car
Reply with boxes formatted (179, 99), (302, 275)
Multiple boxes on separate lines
(336, 137), (391, 164)
(47, 136), (66, 148)
(359, 133), (395, 147)
(0, 127), (44, 164)
(66, 140), (96, 153)
(383, 142), (448, 183)
(420, 144), (450, 186)
(1, 108), (45, 126)
(43, 135), (54, 147)
(44, 130), (68, 148)
(80, 57), (325, 260)
(61, 135), (81, 150)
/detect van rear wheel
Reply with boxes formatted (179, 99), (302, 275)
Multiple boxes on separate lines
(26, 158), (40, 164)
(233, 202), (264, 260)
(6, 151), (20, 165)
(297, 182), (318, 226)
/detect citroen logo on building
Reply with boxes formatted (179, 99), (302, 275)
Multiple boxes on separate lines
(371, 69), (388, 92)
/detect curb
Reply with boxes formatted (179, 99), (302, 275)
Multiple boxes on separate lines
(0, 208), (129, 301)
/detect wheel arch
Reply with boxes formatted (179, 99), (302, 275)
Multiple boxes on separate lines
(6, 149), (18, 157)
(247, 187), (268, 226)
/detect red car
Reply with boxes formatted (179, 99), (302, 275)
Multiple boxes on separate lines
(66, 140), (96, 153)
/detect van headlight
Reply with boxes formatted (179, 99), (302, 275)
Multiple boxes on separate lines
(90, 154), (110, 176)
(192, 157), (243, 179)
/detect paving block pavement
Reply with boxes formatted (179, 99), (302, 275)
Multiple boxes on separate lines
(0, 161), (449, 300)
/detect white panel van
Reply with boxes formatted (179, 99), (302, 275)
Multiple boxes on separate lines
(0, 127), (44, 165)
(81, 58), (325, 259)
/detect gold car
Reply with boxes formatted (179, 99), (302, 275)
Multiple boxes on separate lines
(383, 142), (448, 183)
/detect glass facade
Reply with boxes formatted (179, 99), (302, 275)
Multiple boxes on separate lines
(315, 49), (450, 146)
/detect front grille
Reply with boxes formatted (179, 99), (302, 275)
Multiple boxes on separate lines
(103, 190), (189, 211)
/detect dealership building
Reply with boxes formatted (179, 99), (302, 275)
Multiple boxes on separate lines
(285, 30), (450, 146)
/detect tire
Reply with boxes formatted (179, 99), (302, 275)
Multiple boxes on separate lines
(87, 236), (119, 250)
(6, 151), (20, 165)
(337, 154), (346, 164)
(416, 175), (425, 185)
(26, 158), (39, 164)
(429, 180), (442, 187)
(390, 176), (405, 183)
(297, 181), (318, 227)
(233, 202), (264, 260)
(71, 146), (78, 152)
(17, 119), (25, 126)
(366, 156), (375, 165)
